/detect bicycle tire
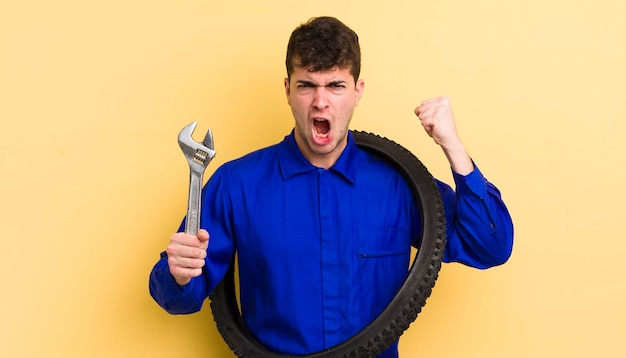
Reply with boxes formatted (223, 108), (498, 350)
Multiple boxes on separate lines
(209, 131), (447, 357)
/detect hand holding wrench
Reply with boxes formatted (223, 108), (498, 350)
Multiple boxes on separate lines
(178, 122), (217, 234)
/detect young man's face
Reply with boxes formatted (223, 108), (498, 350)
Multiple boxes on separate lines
(284, 65), (365, 169)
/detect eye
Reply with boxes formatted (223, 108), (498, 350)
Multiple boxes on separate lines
(296, 81), (316, 89)
(327, 81), (347, 94)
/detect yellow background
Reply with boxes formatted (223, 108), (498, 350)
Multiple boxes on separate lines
(1, 1), (625, 357)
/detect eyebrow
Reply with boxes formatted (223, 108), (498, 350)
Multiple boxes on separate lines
(295, 80), (347, 87)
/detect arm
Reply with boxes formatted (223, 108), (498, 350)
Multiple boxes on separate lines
(416, 96), (514, 268)
(149, 166), (236, 313)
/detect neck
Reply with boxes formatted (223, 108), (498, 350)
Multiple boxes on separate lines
(294, 133), (347, 170)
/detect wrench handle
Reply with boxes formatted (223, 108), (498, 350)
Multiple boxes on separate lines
(185, 170), (204, 234)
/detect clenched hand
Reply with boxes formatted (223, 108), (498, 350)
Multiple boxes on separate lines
(166, 229), (209, 286)
(415, 96), (474, 175)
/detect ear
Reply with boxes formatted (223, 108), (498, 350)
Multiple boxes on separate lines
(284, 77), (292, 105)
(284, 77), (291, 95)
(354, 79), (365, 105)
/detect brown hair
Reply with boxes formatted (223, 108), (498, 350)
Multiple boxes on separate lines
(285, 17), (361, 82)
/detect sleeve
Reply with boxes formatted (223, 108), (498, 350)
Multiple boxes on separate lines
(148, 252), (209, 314)
(148, 165), (237, 314)
(438, 163), (514, 269)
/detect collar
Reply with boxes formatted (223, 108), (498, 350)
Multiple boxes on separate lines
(277, 130), (358, 184)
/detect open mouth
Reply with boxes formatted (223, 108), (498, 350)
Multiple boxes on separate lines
(313, 118), (330, 138)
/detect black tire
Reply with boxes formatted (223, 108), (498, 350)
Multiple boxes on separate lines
(209, 131), (447, 357)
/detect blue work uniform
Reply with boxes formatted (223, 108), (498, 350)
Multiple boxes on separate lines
(149, 130), (514, 357)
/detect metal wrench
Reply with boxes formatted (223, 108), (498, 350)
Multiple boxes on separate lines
(178, 122), (217, 234)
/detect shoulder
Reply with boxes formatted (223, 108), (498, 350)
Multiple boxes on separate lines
(215, 142), (281, 180)
(357, 146), (405, 179)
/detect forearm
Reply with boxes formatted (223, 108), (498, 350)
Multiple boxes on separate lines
(441, 140), (474, 176)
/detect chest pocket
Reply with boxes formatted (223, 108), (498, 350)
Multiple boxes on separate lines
(357, 227), (412, 258)
(354, 227), (412, 321)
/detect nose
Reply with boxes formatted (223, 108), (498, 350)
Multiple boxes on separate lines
(312, 86), (329, 110)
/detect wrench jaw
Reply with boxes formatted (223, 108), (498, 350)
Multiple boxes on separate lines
(178, 122), (217, 171)
(203, 128), (214, 151)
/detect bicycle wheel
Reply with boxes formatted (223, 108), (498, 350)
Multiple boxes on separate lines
(209, 131), (447, 357)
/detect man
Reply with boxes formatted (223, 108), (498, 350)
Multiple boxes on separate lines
(149, 16), (513, 357)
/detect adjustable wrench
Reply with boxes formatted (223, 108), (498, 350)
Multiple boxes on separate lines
(178, 122), (217, 234)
